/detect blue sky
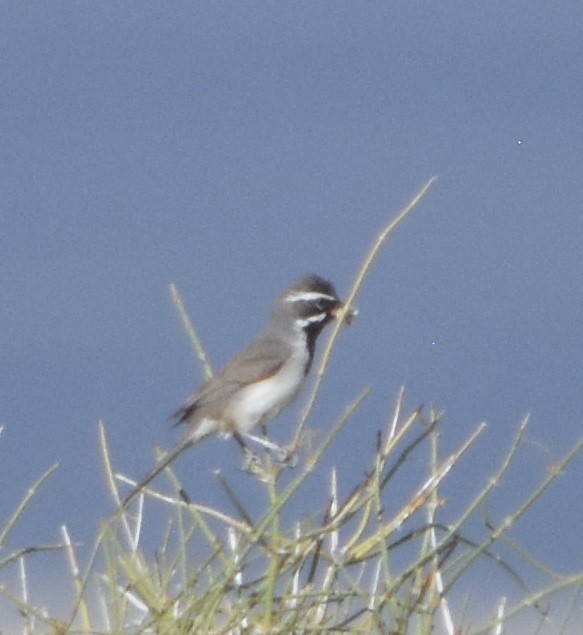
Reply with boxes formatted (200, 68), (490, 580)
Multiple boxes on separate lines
(1, 1), (583, 628)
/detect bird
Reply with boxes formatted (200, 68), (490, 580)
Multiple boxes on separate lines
(121, 274), (356, 507)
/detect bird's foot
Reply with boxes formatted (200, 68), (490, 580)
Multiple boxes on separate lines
(272, 445), (298, 467)
(240, 446), (263, 475)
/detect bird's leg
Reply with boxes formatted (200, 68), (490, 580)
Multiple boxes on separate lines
(233, 432), (262, 473)
(233, 431), (249, 452)
(242, 433), (297, 466)
(243, 432), (285, 455)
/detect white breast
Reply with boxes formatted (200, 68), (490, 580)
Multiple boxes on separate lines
(224, 338), (309, 434)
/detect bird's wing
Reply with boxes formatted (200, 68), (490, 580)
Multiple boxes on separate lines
(172, 336), (288, 425)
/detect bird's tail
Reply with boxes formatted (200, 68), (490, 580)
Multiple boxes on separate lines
(121, 436), (197, 507)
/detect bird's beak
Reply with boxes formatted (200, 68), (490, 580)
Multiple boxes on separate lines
(334, 302), (358, 325)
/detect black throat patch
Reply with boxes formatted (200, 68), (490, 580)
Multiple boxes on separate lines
(302, 316), (333, 375)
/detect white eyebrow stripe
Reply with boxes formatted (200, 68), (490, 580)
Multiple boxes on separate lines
(284, 291), (337, 303)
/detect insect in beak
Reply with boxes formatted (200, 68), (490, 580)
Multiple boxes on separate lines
(335, 303), (358, 326)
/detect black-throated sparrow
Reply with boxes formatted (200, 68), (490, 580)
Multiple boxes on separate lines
(122, 274), (356, 506)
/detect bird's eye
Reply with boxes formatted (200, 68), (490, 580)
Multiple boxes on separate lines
(315, 299), (326, 312)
